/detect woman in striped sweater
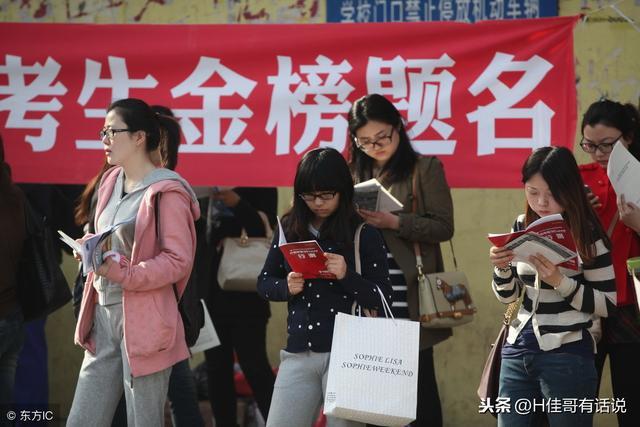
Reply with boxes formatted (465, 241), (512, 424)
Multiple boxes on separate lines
(489, 146), (616, 427)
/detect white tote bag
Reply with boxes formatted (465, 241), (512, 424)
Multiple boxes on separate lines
(323, 312), (420, 426)
(324, 225), (420, 426)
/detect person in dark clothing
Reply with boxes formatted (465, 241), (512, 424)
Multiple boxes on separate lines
(204, 186), (277, 426)
(0, 133), (26, 413)
(258, 148), (392, 427)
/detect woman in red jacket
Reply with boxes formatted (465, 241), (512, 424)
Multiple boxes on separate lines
(578, 99), (640, 427)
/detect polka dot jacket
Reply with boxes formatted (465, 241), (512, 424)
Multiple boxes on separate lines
(257, 223), (393, 353)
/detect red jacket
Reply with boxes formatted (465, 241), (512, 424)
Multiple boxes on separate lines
(580, 162), (640, 306)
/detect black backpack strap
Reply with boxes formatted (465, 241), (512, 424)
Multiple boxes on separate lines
(154, 193), (161, 240)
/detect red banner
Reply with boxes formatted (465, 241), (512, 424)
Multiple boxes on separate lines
(0, 17), (577, 187)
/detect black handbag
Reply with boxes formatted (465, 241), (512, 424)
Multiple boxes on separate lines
(17, 199), (72, 321)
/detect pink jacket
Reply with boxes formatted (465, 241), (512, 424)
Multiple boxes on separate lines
(74, 167), (200, 378)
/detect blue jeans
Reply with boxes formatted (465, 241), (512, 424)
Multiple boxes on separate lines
(498, 353), (597, 427)
(0, 309), (24, 407)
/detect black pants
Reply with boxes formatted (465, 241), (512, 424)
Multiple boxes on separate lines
(204, 318), (275, 427)
(368, 347), (442, 427)
(413, 347), (442, 427)
(595, 341), (640, 427)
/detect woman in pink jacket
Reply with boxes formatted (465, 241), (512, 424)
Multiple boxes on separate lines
(68, 98), (200, 427)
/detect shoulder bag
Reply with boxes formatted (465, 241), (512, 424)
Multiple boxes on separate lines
(412, 168), (476, 328)
(217, 211), (272, 292)
(477, 300), (520, 411)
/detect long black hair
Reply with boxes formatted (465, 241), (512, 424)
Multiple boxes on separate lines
(348, 94), (418, 184)
(283, 148), (362, 246)
(521, 146), (608, 264)
(581, 99), (640, 160)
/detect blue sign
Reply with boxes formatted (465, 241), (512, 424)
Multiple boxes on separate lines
(327, 0), (558, 23)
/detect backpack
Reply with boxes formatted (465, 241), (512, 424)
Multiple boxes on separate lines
(154, 193), (205, 347)
(17, 198), (72, 321)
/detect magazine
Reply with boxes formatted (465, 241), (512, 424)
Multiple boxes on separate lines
(276, 217), (335, 279)
(58, 217), (134, 275)
(353, 179), (403, 212)
(488, 214), (578, 269)
(607, 141), (640, 206)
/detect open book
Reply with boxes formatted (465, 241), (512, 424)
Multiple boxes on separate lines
(607, 141), (640, 206)
(353, 179), (403, 212)
(488, 214), (578, 269)
(58, 217), (134, 275)
(277, 217), (335, 279)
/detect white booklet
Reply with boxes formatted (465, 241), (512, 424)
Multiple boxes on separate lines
(353, 179), (403, 212)
(607, 141), (640, 206)
(58, 216), (134, 275)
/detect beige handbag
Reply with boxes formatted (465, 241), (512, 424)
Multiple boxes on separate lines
(417, 246), (476, 328)
(411, 169), (476, 328)
(217, 211), (272, 292)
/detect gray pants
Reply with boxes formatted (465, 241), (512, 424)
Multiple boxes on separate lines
(67, 304), (171, 427)
(266, 350), (364, 427)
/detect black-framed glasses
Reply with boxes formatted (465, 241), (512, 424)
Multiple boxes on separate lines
(99, 128), (131, 140)
(299, 191), (337, 202)
(355, 128), (394, 152)
(579, 135), (622, 154)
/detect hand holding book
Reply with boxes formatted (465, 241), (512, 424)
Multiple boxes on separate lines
(58, 216), (134, 275)
(277, 217), (336, 279)
(488, 214), (578, 270)
(358, 209), (400, 230)
(353, 179), (403, 213)
(287, 272), (305, 295)
(527, 253), (564, 288)
(324, 252), (347, 280)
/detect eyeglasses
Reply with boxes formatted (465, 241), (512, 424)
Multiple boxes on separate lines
(354, 128), (395, 152)
(99, 128), (131, 140)
(299, 191), (337, 202)
(579, 135), (622, 154)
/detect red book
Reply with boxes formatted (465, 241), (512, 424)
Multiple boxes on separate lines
(279, 241), (336, 279)
(277, 217), (335, 279)
(488, 214), (578, 270)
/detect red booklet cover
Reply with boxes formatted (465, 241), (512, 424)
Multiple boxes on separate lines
(279, 241), (336, 279)
(488, 214), (578, 270)
(276, 217), (335, 279)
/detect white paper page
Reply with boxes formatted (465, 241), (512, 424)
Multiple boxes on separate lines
(607, 142), (640, 206)
(505, 234), (576, 265)
(189, 300), (220, 354)
(57, 230), (82, 253)
(526, 213), (563, 230)
(277, 216), (287, 246)
(354, 179), (381, 211)
(377, 187), (403, 212)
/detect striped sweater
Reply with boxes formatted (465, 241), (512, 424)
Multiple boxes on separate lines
(492, 215), (616, 352)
